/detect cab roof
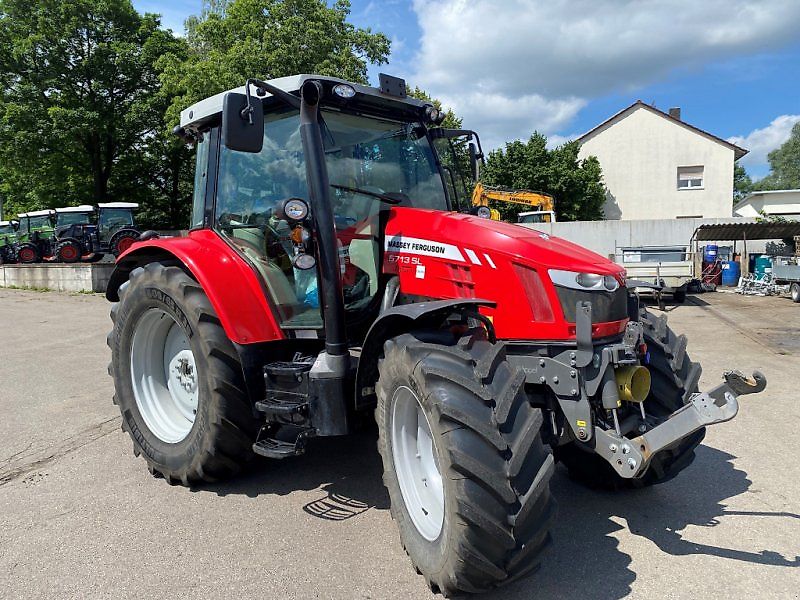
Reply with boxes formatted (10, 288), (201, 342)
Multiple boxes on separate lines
(98, 202), (138, 209)
(19, 209), (54, 218)
(180, 74), (427, 130)
(0, 220), (15, 226)
(55, 205), (95, 213)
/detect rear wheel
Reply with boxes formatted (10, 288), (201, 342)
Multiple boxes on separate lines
(55, 239), (82, 263)
(791, 282), (800, 303)
(16, 243), (39, 264)
(673, 289), (687, 303)
(376, 331), (555, 596)
(555, 307), (703, 488)
(108, 262), (258, 485)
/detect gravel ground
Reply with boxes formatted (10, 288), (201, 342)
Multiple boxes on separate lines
(0, 288), (798, 599)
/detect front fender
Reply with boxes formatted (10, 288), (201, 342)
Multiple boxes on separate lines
(107, 229), (284, 344)
(354, 298), (496, 411)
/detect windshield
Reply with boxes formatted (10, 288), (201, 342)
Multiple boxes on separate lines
(25, 216), (52, 231)
(322, 110), (448, 217)
(99, 208), (134, 238)
(0, 225), (13, 236)
(57, 212), (93, 226)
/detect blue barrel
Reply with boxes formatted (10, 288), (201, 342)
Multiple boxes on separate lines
(754, 255), (773, 278)
(721, 260), (741, 286)
(703, 244), (718, 262)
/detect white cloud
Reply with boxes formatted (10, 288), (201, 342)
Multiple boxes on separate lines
(436, 92), (585, 150)
(410, 0), (800, 148)
(545, 134), (579, 150)
(728, 115), (800, 173)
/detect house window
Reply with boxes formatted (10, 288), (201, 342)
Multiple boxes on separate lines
(677, 166), (703, 189)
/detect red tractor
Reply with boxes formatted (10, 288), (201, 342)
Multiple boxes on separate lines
(106, 74), (766, 596)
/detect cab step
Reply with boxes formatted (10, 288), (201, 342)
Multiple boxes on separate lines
(252, 426), (313, 460)
(252, 436), (305, 459)
(258, 359), (313, 422)
(255, 395), (309, 418)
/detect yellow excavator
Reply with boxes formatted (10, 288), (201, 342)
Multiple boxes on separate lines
(471, 182), (556, 223)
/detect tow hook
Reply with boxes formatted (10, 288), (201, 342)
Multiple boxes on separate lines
(594, 370), (767, 479)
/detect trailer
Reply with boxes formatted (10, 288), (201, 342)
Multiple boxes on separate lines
(616, 245), (694, 303)
(772, 257), (800, 303)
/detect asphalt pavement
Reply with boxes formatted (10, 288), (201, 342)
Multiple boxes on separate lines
(1, 288), (798, 599)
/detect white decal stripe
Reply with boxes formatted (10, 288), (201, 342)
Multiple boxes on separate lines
(384, 235), (465, 261)
(464, 248), (482, 266)
(484, 253), (497, 269)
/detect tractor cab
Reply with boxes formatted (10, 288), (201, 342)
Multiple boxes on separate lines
(177, 75), (453, 337)
(54, 205), (96, 236)
(0, 220), (18, 264)
(15, 210), (55, 263)
(0, 219), (17, 242)
(97, 202), (138, 240)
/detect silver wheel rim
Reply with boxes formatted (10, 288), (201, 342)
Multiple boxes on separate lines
(793, 284), (800, 302)
(391, 386), (444, 541)
(130, 308), (198, 443)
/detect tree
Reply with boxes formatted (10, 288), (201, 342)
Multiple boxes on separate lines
(754, 121), (800, 191)
(159, 0), (390, 127)
(733, 162), (753, 204)
(482, 133), (605, 222)
(0, 0), (186, 218)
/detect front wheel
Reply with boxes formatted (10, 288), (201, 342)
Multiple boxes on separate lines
(55, 239), (82, 263)
(16, 243), (39, 263)
(110, 228), (140, 256)
(376, 331), (555, 596)
(108, 262), (258, 485)
(791, 282), (800, 303)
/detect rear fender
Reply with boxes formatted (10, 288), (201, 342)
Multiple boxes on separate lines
(106, 229), (284, 344)
(354, 299), (495, 411)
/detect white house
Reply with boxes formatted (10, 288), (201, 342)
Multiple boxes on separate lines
(733, 189), (800, 220)
(578, 101), (748, 221)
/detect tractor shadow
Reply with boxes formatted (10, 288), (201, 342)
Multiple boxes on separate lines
(491, 444), (799, 600)
(199, 426), (390, 514)
(201, 436), (798, 599)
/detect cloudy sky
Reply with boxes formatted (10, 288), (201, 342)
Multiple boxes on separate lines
(134, 0), (800, 178)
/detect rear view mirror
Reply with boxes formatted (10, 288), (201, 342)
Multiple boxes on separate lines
(222, 92), (264, 153)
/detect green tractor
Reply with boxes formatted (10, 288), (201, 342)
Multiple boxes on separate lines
(52, 203), (141, 262)
(14, 210), (56, 263)
(0, 219), (18, 264)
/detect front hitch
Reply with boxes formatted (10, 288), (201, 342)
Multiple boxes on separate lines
(593, 370), (767, 479)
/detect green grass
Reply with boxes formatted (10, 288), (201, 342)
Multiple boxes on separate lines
(0, 284), (54, 292)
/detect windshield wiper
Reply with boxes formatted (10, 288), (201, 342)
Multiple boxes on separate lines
(330, 184), (407, 205)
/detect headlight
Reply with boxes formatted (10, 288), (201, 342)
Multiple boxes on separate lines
(333, 83), (356, 99)
(549, 269), (620, 292)
(475, 206), (492, 219)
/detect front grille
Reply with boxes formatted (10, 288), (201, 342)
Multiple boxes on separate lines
(555, 286), (628, 323)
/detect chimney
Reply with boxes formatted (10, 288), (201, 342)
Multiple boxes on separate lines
(669, 107), (681, 121)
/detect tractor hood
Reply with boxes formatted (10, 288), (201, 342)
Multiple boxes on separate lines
(384, 208), (622, 275)
(381, 208), (627, 341)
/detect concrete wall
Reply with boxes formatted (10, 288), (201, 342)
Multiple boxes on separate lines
(0, 263), (114, 292)
(734, 190), (800, 219)
(521, 217), (761, 259)
(579, 107), (736, 220)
